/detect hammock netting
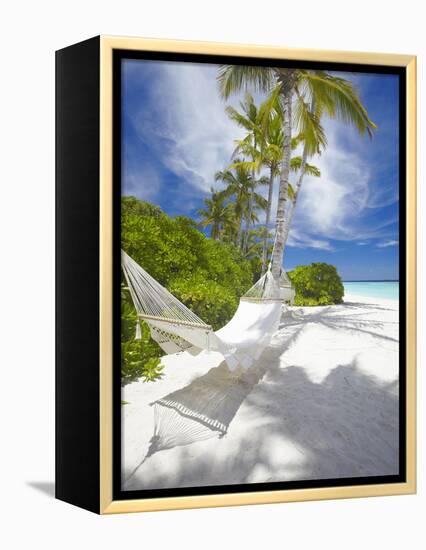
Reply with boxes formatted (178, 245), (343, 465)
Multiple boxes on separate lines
(123, 361), (267, 485)
(280, 269), (292, 287)
(121, 250), (285, 370)
(121, 250), (294, 483)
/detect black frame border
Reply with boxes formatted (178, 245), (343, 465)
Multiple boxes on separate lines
(56, 36), (101, 513)
(112, 49), (407, 502)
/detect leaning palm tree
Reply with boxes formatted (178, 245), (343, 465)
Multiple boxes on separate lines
(218, 66), (376, 279)
(282, 140), (322, 250)
(230, 118), (280, 271)
(232, 113), (320, 273)
(197, 187), (230, 240)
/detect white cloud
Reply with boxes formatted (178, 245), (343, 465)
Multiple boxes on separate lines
(377, 239), (398, 248)
(124, 61), (399, 250)
(131, 61), (248, 194)
(286, 228), (334, 251)
(123, 162), (162, 202)
(285, 117), (398, 249)
(290, 119), (368, 237)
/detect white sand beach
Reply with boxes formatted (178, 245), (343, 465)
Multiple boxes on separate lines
(122, 294), (399, 491)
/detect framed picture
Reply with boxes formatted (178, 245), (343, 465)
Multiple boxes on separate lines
(56, 36), (416, 514)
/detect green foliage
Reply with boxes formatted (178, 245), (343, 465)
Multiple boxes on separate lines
(121, 196), (163, 218)
(169, 275), (238, 331)
(141, 358), (165, 383)
(121, 322), (164, 384)
(197, 187), (233, 240)
(121, 196), (256, 382)
(121, 284), (164, 384)
(288, 262), (344, 306)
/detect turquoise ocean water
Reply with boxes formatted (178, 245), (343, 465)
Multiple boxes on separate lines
(343, 281), (399, 301)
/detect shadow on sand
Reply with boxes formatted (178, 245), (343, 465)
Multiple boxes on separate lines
(125, 304), (399, 488)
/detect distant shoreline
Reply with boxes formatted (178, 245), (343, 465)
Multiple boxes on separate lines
(343, 281), (399, 301)
(343, 280), (399, 283)
(343, 292), (399, 303)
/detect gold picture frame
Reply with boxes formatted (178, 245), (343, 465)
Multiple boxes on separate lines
(56, 35), (416, 514)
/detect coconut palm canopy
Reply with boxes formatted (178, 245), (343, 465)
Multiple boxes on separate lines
(121, 59), (400, 282)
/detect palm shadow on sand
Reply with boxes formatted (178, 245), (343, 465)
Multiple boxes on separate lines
(124, 359), (268, 484)
(125, 304), (399, 488)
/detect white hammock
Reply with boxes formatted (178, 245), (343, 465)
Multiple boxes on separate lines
(122, 250), (284, 371)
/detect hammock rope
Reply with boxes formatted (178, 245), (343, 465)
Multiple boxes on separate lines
(122, 252), (208, 327)
(122, 249), (286, 370)
(121, 239), (296, 483)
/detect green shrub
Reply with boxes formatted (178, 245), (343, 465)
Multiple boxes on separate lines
(121, 310), (164, 384)
(141, 358), (164, 382)
(288, 262), (344, 306)
(169, 274), (239, 331)
(120, 196), (257, 383)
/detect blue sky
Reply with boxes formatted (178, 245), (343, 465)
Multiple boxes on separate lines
(122, 59), (399, 281)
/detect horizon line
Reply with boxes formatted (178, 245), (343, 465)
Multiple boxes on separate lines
(343, 279), (399, 283)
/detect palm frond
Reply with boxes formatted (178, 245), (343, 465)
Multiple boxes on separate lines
(257, 175), (270, 186)
(217, 65), (276, 99)
(290, 156), (321, 176)
(291, 132), (305, 149)
(232, 135), (260, 159)
(293, 92), (327, 155)
(228, 159), (259, 172)
(302, 71), (377, 137)
(304, 162), (321, 177)
(252, 192), (268, 210)
(290, 156), (303, 171)
(225, 105), (258, 132)
(258, 83), (283, 134)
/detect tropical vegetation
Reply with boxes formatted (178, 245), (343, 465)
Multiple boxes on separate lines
(121, 196), (257, 382)
(121, 66), (376, 382)
(217, 66), (376, 278)
(288, 263), (344, 306)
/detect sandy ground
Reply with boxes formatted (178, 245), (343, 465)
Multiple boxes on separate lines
(122, 294), (399, 491)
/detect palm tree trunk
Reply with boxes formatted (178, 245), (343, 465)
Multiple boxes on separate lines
(243, 145), (257, 253)
(281, 97), (315, 252)
(261, 166), (274, 273)
(271, 90), (292, 279)
(244, 192), (253, 253)
(211, 222), (218, 240)
(281, 143), (308, 250)
(237, 217), (244, 249)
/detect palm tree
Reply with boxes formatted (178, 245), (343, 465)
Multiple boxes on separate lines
(197, 188), (231, 240)
(219, 202), (240, 244)
(218, 67), (376, 279)
(244, 226), (273, 261)
(215, 163), (267, 250)
(225, 93), (263, 253)
(230, 112), (281, 271)
(232, 113), (320, 273)
(282, 142), (322, 249)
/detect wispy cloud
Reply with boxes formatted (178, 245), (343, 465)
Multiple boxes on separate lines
(377, 239), (398, 248)
(285, 102), (399, 249)
(126, 60), (247, 195)
(123, 61), (399, 258)
(286, 228), (334, 251)
(122, 163), (162, 202)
